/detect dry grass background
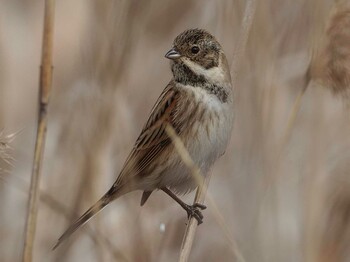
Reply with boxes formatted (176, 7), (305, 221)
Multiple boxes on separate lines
(1, 0), (350, 261)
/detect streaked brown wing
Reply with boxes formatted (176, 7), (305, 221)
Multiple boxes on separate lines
(115, 81), (185, 185)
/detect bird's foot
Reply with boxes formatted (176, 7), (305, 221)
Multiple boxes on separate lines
(185, 203), (207, 225)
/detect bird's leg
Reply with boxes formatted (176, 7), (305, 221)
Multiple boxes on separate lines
(161, 187), (206, 224)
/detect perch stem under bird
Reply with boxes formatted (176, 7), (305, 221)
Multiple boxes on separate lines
(53, 28), (233, 250)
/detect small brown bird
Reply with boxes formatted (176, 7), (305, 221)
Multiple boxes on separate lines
(53, 28), (233, 249)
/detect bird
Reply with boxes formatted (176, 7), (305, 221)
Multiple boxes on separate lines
(53, 28), (234, 250)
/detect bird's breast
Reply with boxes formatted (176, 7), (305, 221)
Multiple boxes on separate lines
(181, 85), (233, 173)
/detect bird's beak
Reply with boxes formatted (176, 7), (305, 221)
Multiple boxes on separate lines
(165, 48), (181, 60)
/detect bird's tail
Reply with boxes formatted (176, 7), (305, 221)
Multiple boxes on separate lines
(53, 187), (118, 250)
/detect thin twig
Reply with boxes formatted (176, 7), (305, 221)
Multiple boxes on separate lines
(165, 125), (245, 261)
(164, 125), (205, 261)
(22, 1), (55, 261)
(279, 76), (310, 152)
(230, 0), (256, 80)
(165, 123), (245, 261)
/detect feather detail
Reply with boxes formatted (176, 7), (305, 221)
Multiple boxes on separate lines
(114, 81), (186, 186)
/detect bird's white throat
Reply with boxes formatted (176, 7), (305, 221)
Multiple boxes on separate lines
(181, 57), (226, 85)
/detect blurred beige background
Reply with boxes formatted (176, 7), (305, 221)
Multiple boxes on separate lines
(1, 0), (350, 261)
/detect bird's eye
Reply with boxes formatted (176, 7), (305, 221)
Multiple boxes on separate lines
(191, 46), (200, 54)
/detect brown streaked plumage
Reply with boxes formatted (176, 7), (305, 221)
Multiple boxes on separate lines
(53, 28), (233, 250)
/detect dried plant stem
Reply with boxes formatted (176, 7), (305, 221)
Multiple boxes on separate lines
(166, 124), (245, 262)
(22, 1), (55, 262)
(279, 78), (309, 150)
(178, 181), (209, 262)
(165, 126), (235, 257)
(230, 0), (256, 78)
(164, 125), (205, 262)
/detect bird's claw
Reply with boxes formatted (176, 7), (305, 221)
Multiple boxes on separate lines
(185, 203), (207, 225)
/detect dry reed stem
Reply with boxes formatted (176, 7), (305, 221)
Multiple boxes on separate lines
(279, 75), (310, 154)
(257, 77), (311, 215)
(22, 1), (55, 261)
(164, 124), (205, 262)
(230, 0), (256, 79)
(166, 124), (245, 262)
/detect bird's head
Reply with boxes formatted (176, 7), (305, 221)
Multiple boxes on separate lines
(165, 29), (231, 85)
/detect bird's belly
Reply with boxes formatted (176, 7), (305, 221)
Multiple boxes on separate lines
(159, 106), (233, 194)
(187, 108), (232, 171)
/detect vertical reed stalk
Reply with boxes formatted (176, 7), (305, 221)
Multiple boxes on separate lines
(164, 125), (206, 262)
(22, 1), (55, 261)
